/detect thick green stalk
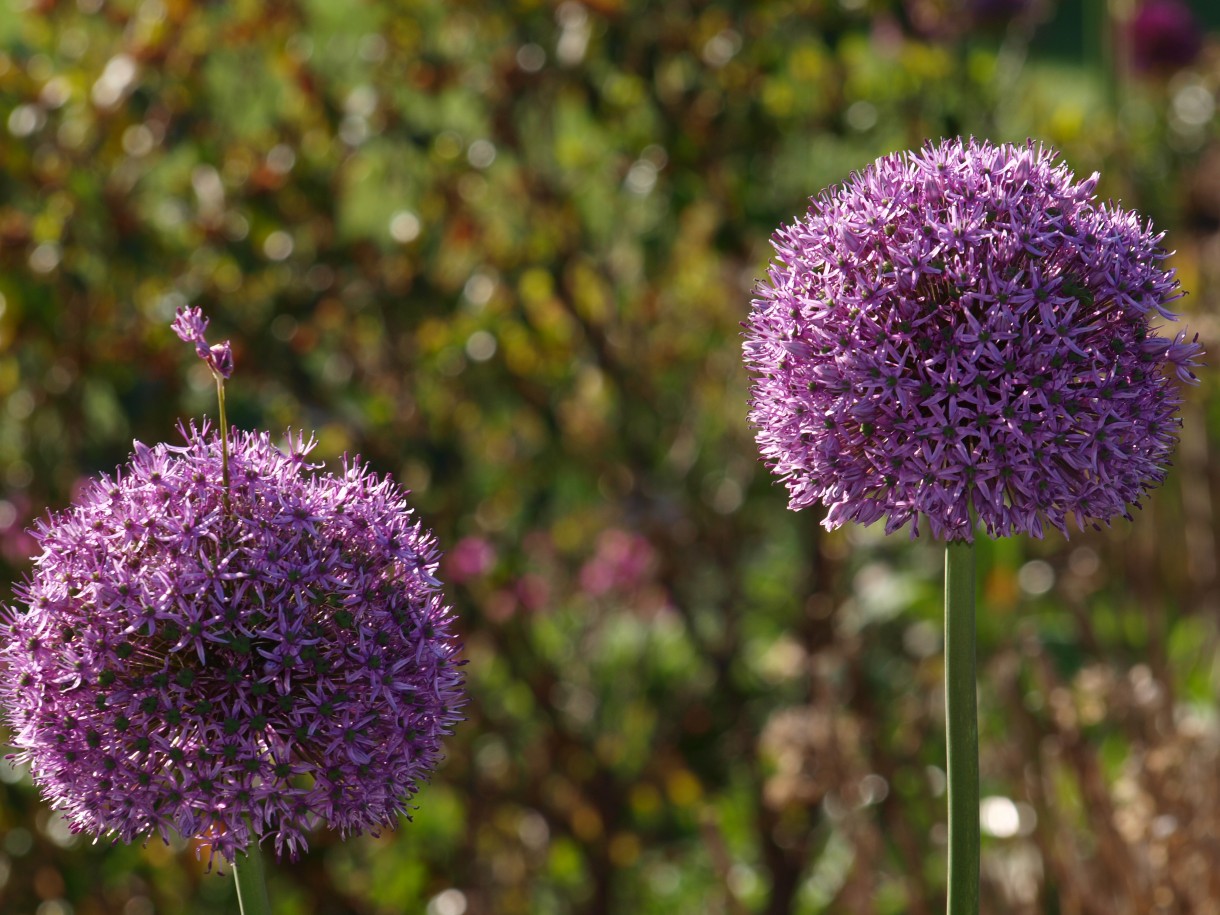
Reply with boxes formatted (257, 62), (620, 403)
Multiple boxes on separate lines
(233, 840), (272, 915)
(944, 539), (979, 915)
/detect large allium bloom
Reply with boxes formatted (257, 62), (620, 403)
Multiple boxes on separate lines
(1, 423), (463, 862)
(745, 138), (1202, 541)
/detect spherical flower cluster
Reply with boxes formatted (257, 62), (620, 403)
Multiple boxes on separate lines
(1, 423), (464, 862)
(745, 138), (1202, 541)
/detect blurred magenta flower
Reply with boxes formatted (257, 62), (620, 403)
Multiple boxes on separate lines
(0, 494), (37, 567)
(1129, 0), (1203, 74)
(579, 528), (656, 597)
(515, 573), (551, 613)
(744, 138), (1201, 541)
(446, 535), (497, 584)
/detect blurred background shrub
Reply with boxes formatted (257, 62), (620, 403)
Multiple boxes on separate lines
(1, 0), (1219, 913)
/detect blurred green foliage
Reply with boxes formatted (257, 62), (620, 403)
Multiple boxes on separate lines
(1, 0), (1219, 913)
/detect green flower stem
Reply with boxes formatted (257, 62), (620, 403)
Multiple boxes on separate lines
(215, 374), (230, 492)
(944, 539), (979, 915)
(233, 840), (272, 915)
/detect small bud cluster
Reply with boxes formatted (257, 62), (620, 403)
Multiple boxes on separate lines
(172, 306), (233, 379)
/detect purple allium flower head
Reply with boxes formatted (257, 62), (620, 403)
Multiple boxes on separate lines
(1129, 0), (1203, 74)
(745, 138), (1202, 541)
(172, 306), (233, 379)
(0, 422), (464, 862)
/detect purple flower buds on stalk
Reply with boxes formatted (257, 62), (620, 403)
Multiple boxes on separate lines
(1, 312), (464, 865)
(172, 306), (233, 380)
(744, 138), (1202, 541)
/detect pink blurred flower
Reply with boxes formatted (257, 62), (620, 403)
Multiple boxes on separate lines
(579, 528), (656, 597)
(0, 494), (36, 566)
(515, 573), (550, 612)
(484, 589), (518, 623)
(447, 536), (497, 583)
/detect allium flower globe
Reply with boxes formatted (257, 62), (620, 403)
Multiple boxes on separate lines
(745, 139), (1202, 541)
(1, 422), (463, 862)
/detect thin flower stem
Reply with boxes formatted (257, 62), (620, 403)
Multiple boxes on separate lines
(233, 840), (273, 915)
(944, 539), (979, 915)
(216, 374), (230, 507)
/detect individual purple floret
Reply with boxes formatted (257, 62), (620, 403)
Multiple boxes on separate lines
(0, 422), (464, 863)
(744, 138), (1202, 541)
(172, 305), (233, 379)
